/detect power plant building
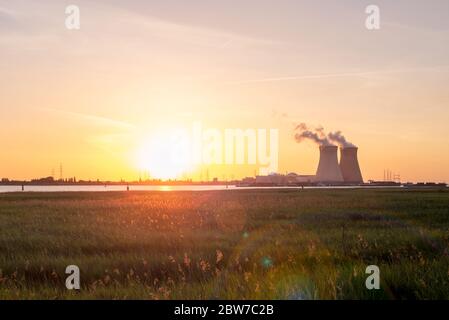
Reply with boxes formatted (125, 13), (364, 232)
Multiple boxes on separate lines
(339, 146), (363, 183)
(314, 145), (344, 183)
(243, 144), (364, 186)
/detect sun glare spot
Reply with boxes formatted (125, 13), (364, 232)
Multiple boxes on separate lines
(136, 130), (192, 180)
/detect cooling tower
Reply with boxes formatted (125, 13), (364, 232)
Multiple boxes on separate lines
(339, 147), (363, 183)
(315, 145), (344, 183)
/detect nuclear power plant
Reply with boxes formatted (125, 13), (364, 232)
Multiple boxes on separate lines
(239, 124), (447, 187)
(314, 145), (344, 183)
(313, 145), (364, 184)
(244, 143), (364, 186)
(339, 146), (363, 183)
(293, 124), (365, 185)
(239, 124), (369, 186)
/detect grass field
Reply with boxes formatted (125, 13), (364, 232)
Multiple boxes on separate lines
(0, 189), (448, 299)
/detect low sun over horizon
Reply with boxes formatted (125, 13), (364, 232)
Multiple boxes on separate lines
(1, 0), (449, 183)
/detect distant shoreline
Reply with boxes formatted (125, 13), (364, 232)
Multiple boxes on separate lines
(0, 181), (233, 186)
(0, 182), (447, 188)
(0, 180), (447, 189)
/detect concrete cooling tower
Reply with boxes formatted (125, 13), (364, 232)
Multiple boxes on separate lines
(339, 147), (363, 183)
(315, 145), (344, 183)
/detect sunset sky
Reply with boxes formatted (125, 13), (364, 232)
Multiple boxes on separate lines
(1, 0), (449, 182)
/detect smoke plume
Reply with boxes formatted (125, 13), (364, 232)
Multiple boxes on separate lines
(327, 131), (356, 148)
(294, 123), (332, 146)
(294, 124), (357, 148)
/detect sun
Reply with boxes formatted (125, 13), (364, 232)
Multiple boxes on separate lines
(136, 130), (193, 180)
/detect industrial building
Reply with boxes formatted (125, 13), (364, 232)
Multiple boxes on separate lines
(339, 146), (363, 183)
(314, 145), (344, 183)
(314, 145), (364, 184)
(239, 144), (365, 186)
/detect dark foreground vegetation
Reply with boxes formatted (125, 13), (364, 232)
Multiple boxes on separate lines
(0, 189), (448, 299)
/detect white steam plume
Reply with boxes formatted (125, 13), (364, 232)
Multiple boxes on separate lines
(294, 123), (333, 146)
(327, 131), (356, 148)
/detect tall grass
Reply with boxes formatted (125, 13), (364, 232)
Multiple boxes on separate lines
(0, 189), (448, 299)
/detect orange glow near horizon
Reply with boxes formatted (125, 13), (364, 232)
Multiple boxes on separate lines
(1, 2), (449, 183)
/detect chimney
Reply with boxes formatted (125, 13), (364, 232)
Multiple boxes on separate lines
(339, 146), (363, 184)
(315, 145), (344, 183)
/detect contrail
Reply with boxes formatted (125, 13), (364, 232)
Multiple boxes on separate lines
(226, 65), (449, 85)
(39, 107), (136, 129)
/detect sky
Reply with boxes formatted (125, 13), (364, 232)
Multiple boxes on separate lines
(1, 0), (449, 182)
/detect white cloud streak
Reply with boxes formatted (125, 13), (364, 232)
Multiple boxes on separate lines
(39, 107), (136, 130)
(225, 66), (449, 85)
